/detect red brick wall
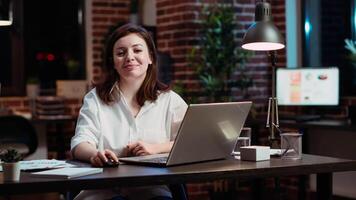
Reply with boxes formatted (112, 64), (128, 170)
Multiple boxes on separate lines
(156, 0), (201, 93)
(91, 0), (131, 84)
(87, 0), (288, 111)
(155, 0), (287, 198)
(0, 97), (80, 117)
(156, 0), (286, 109)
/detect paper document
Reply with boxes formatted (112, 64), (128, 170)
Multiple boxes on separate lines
(0, 159), (76, 172)
(269, 149), (283, 156)
(30, 167), (103, 179)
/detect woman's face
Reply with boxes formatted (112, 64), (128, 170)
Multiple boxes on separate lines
(113, 33), (152, 82)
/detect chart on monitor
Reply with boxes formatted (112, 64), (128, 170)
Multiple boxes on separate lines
(276, 67), (339, 106)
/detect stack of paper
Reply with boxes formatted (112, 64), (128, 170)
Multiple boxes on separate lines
(31, 167), (103, 179)
(0, 159), (76, 172)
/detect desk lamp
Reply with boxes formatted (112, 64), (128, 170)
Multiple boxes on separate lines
(241, 0), (285, 143)
(0, 0), (12, 26)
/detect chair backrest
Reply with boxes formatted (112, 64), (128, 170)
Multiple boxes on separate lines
(0, 115), (38, 157)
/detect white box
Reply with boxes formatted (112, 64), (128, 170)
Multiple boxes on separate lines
(240, 146), (270, 161)
(56, 80), (88, 99)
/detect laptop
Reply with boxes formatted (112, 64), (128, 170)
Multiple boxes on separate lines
(119, 101), (252, 167)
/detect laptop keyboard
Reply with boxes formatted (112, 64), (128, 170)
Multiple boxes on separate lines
(141, 156), (168, 164)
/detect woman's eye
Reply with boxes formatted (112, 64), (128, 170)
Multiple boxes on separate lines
(134, 49), (142, 53)
(116, 51), (125, 57)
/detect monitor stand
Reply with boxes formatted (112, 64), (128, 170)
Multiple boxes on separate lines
(280, 106), (322, 122)
(293, 114), (321, 122)
(280, 114), (321, 122)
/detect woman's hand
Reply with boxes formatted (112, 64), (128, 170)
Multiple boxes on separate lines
(89, 149), (119, 167)
(126, 141), (159, 156)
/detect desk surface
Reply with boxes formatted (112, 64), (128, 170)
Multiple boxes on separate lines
(1, 154), (356, 195)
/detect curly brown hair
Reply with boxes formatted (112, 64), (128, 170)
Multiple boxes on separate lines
(96, 23), (169, 105)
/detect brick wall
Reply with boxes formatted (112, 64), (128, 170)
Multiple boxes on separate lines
(0, 97), (80, 117)
(87, 0), (288, 111)
(155, 0), (287, 199)
(156, 0), (201, 94)
(156, 0), (286, 110)
(233, 0), (287, 107)
(91, 0), (131, 84)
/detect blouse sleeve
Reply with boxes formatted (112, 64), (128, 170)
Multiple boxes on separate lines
(70, 90), (101, 150)
(169, 91), (188, 140)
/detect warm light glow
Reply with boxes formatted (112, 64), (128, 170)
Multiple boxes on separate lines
(0, 20), (12, 26)
(47, 54), (55, 61)
(242, 42), (285, 51)
(36, 52), (45, 61)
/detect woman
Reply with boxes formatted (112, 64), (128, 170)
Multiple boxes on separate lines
(71, 23), (187, 200)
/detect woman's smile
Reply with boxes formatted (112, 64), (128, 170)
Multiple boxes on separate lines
(123, 64), (139, 71)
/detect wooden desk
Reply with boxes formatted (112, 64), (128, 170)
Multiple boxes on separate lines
(248, 118), (356, 199)
(1, 154), (356, 200)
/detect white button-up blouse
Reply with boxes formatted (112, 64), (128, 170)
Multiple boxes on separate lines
(71, 88), (188, 155)
(71, 88), (188, 200)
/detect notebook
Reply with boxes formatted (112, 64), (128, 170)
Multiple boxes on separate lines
(119, 101), (252, 167)
(30, 167), (103, 179)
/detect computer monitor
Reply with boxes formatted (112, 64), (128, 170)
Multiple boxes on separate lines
(276, 67), (339, 106)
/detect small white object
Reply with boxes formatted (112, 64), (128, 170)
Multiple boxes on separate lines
(270, 149), (282, 156)
(240, 146), (270, 161)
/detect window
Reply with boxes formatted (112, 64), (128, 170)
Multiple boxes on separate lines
(302, 0), (354, 96)
(0, 0), (85, 96)
(0, 0), (24, 96)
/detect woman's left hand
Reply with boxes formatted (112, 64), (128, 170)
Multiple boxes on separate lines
(126, 141), (158, 156)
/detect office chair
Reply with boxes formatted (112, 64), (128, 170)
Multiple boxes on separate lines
(0, 115), (38, 157)
(170, 184), (188, 200)
(66, 184), (189, 200)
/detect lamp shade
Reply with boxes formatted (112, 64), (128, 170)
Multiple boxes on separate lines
(242, 1), (284, 51)
(0, 0), (12, 26)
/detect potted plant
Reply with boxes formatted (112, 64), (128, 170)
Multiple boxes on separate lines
(0, 148), (22, 182)
(129, 0), (139, 24)
(187, 3), (253, 102)
(26, 77), (40, 99)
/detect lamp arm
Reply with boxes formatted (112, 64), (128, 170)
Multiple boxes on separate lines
(275, 98), (279, 127)
(266, 98), (272, 128)
(269, 51), (277, 98)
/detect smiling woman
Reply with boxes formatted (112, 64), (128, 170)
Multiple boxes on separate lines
(70, 24), (188, 200)
(113, 34), (152, 83)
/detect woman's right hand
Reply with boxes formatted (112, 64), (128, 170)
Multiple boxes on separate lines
(89, 149), (119, 167)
